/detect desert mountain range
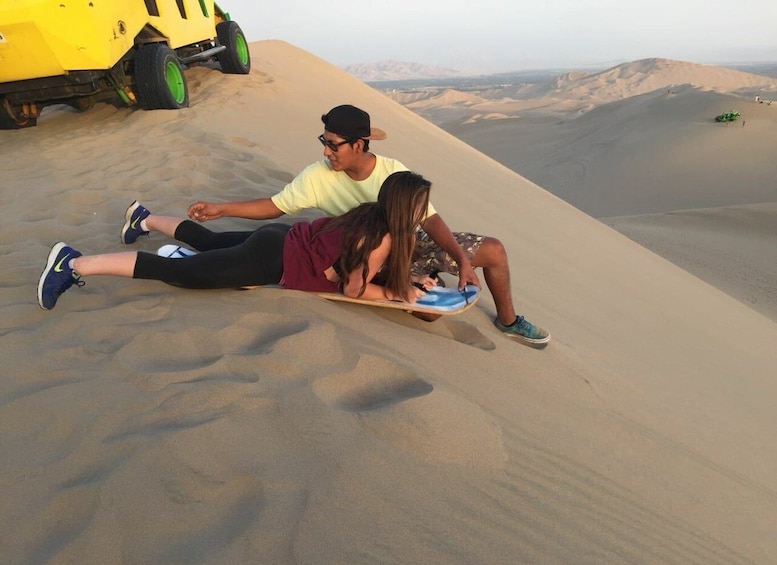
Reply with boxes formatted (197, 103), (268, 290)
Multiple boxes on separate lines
(382, 57), (777, 117)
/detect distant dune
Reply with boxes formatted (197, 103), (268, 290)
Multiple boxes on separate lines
(3, 43), (777, 564)
(387, 57), (777, 322)
(449, 88), (777, 216)
(385, 57), (777, 120)
(522, 57), (777, 102)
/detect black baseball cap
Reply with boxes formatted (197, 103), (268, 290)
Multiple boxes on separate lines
(321, 105), (387, 140)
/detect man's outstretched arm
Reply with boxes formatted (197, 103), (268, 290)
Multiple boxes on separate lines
(187, 198), (285, 222)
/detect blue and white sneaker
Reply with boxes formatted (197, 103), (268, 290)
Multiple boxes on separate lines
(120, 200), (150, 244)
(494, 315), (551, 345)
(38, 242), (84, 310)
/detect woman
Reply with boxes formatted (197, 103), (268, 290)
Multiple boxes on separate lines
(38, 171), (436, 310)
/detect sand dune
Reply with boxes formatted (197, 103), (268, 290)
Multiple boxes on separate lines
(2, 41), (777, 564)
(441, 70), (777, 323)
(522, 57), (777, 103)
(450, 87), (777, 216)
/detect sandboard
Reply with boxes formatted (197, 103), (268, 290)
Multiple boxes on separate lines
(157, 244), (480, 316)
(317, 284), (479, 315)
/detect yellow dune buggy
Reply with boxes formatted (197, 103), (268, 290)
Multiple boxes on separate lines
(0, 0), (250, 128)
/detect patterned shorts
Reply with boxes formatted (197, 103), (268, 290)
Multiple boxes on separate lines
(411, 229), (484, 276)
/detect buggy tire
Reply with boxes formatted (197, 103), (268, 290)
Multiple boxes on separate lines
(134, 43), (189, 110)
(0, 99), (37, 129)
(216, 21), (251, 74)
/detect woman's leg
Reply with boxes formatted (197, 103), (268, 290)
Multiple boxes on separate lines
(134, 223), (291, 288)
(73, 252), (137, 277)
(172, 220), (256, 251)
(145, 215), (185, 240)
(138, 215), (255, 251)
(40, 224), (291, 310)
(121, 201), (256, 251)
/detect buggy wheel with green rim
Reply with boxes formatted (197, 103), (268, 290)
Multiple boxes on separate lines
(134, 43), (189, 110)
(216, 21), (251, 74)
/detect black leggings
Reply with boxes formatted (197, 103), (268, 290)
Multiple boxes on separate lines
(133, 220), (291, 289)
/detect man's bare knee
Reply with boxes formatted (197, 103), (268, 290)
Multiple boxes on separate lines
(472, 237), (507, 268)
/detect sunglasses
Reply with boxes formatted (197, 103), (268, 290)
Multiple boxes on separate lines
(318, 134), (353, 152)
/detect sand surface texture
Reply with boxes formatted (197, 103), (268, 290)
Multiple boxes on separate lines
(2, 43), (777, 564)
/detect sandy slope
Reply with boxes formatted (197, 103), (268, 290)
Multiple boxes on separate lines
(2, 41), (777, 564)
(449, 87), (777, 217)
(605, 203), (777, 321)
(442, 75), (777, 323)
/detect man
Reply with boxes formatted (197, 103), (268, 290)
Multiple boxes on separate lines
(124, 105), (549, 345)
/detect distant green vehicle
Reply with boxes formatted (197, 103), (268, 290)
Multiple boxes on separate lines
(715, 111), (740, 122)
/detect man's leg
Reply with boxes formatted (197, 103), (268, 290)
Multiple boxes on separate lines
(469, 237), (516, 326)
(469, 236), (550, 344)
(413, 230), (550, 344)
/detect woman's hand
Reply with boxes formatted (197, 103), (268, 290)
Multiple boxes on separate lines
(405, 285), (426, 304)
(410, 273), (438, 291)
(187, 202), (224, 222)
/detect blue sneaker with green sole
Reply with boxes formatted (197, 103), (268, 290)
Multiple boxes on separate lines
(494, 315), (551, 345)
(38, 242), (84, 310)
(121, 200), (151, 244)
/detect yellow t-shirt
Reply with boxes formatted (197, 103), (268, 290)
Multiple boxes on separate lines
(271, 155), (437, 218)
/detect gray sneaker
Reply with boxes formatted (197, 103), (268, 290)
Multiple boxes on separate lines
(494, 315), (551, 345)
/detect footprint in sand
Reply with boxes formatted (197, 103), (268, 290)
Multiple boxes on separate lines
(217, 313), (310, 356)
(313, 354), (433, 412)
(360, 389), (508, 470)
(115, 327), (224, 374)
(313, 353), (507, 469)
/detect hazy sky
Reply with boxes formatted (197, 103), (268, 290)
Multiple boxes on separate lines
(221, 0), (777, 72)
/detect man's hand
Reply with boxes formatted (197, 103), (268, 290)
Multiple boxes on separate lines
(420, 214), (481, 290)
(457, 258), (481, 290)
(187, 198), (284, 222)
(187, 202), (225, 222)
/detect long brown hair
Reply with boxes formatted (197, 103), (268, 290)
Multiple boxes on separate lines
(316, 171), (431, 301)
